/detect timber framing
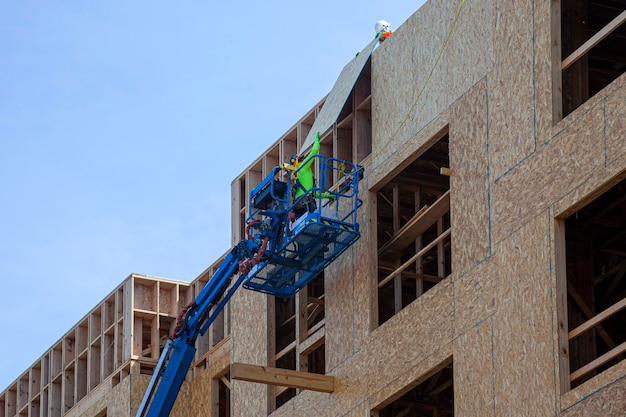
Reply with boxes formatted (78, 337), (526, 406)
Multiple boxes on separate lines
(2, 0), (626, 416)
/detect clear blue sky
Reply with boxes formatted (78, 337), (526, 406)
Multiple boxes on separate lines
(0, 1), (426, 391)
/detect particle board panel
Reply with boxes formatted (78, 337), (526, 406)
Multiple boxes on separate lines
(532, 0), (558, 144)
(453, 254), (497, 336)
(335, 278), (454, 406)
(449, 78), (491, 276)
(560, 371), (626, 416)
(323, 174), (372, 370)
(368, 343), (453, 412)
(189, 368), (213, 416)
(350, 180), (375, 348)
(453, 319), (495, 417)
(300, 36), (379, 153)
(230, 289), (267, 417)
(343, 400), (370, 417)
(445, 0), (494, 105)
(324, 235), (356, 371)
(371, 0), (450, 174)
(369, 112), (450, 192)
(605, 80), (626, 166)
(491, 103), (605, 244)
(487, 0), (535, 179)
(491, 212), (557, 416)
(560, 359), (626, 411)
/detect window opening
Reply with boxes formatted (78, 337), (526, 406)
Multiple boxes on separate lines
(559, 177), (626, 390)
(559, 0), (626, 118)
(217, 372), (231, 417)
(269, 272), (325, 412)
(374, 359), (454, 417)
(376, 134), (451, 326)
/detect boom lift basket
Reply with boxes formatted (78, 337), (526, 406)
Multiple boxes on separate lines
(243, 156), (362, 297)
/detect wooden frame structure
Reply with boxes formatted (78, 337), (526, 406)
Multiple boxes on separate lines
(3, 1), (626, 416)
(555, 0), (626, 119)
(375, 132), (451, 326)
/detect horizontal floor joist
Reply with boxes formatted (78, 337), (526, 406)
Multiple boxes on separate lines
(231, 362), (334, 393)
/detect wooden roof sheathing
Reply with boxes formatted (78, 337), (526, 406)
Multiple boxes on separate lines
(300, 36), (379, 152)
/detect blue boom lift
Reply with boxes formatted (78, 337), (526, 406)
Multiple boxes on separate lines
(136, 155), (362, 417)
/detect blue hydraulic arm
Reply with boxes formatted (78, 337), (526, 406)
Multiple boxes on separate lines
(136, 239), (260, 417)
(136, 154), (363, 417)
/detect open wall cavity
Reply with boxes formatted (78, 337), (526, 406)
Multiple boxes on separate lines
(373, 359), (454, 417)
(376, 133), (451, 326)
(556, 0), (626, 119)
(268, 272), (325, 413)
(557, 176), (626, 391)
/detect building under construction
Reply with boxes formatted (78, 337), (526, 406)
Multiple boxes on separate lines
(2, 0), (626, 415)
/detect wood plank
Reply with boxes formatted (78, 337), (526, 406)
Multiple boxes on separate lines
(275, 340), (296, 361)
(231, 362), (334, 393)
(378, 190), (450, 258)
(376, 266), (444, 283)
(570, 340), (626, 382)
(561, 9), (626, 71)
(568, 296), (626, 340)
(378, 228), (451, 289)
(567, 283), (616, 349)
(300, 326), (325, 356)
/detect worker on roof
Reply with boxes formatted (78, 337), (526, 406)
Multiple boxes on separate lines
(290, 133), (334, 220)
(375, 20), (393, 42)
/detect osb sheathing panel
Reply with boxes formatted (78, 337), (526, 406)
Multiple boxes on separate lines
(561, 373), (626, 416)
(263, 281), (454, 416)
(369, 111), (449, 190)
(605, 80), (626, 166)
(326, 169), (374, 370)
(449, 78), (491, 276)
(371, 0), (493, 185)
(453, 319), (495, 417)
(491, 212), (557, 416)
(491, 104), (605, 244)
(371, 0), (450, 174)
(453, 254), (497, 336)
(301, 36), (379, 152)
(276, 281), (454, 416)
(445, 0), (494, 102)
(367, 343), (453, 412)
(487, 0), (535, 179)
(325, 229), (357, 371)
(532, 0), (556, 145)
(189, 368), (213, 416)
(561, 360), (626, 411)
(231, 289), (267, 416)
(343, 401), (370, 417)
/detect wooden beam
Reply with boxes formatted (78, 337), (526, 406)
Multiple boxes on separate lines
(568, 296), (626, 340)
(379, 228), (451, 288)
(231, 362), (334, 393)
(561, 9), (626, 71)
(379, 190), (450, 258)
(570, 340), (626, 382)
(567, 283), (616, 349)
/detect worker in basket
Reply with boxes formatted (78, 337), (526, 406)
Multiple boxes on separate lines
(290, 133), (334, 221)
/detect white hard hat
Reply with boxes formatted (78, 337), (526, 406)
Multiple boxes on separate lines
(375, 20), (390, 33)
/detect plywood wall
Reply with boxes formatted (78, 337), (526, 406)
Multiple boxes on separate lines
(3, 0), (625, 416)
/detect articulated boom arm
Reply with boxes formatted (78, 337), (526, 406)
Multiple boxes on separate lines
(136, 239), (260, 417)
(136, 155), (362, 417)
